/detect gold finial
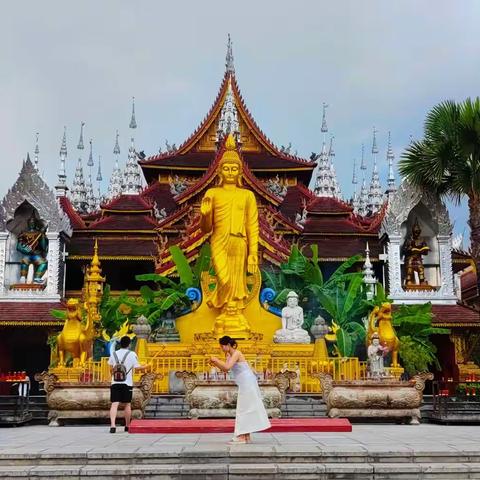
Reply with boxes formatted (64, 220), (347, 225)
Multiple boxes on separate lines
(87, 238), (104, 281)
(219, 134), (241, 167)
(225, 133), (236, 151)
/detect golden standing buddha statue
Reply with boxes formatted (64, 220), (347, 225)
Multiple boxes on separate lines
(200, 134), (259, 338)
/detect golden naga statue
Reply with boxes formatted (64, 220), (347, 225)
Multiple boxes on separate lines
(367, 302), (400, 368)
(402, 218), (431, 289)
(57, 299), (95, 366)
(199, 134), (259, 338)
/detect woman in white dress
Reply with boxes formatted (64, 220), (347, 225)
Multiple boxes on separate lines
(210, 336), (271, 443)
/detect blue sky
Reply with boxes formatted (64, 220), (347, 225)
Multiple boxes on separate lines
(0, 0), (477, 243)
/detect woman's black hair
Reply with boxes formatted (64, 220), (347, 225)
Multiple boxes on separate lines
(219, 335), (237, 348)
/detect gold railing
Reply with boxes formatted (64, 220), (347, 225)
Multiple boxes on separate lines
(55, 356), (361, 394)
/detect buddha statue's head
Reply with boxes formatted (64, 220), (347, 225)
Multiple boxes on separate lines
(286, 291), (299, 308)
(218, 134), (243, 186)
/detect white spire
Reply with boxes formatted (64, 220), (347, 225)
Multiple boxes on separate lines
(123, 96), (142, 195)
(87, 139), (94, 167)
(367, 127), (384, 214)
(225, 33), (235, 74)
(123, 137), (142, 195)
(312, 104), (329, 194)
(328, 136), (341, 199)
(312, 104), (340, 198)
(113, 130), (120, 155)
(358, 176), (368, 216)
(360, 143), (366, 172)
(357, 141), (369, 216)
(85, 172), (96, 213)
(70, 157), (88, 212)
(77, 122), (85, 150)
(55, 127), (68, 197)
(108, 158), (123, 200)
(352, 158), (360, 213)
(129, 97), (137, 129)
(96, 155), (103, 182)
(352, 158), (358, 186)
(33, 132), (39, 170)
(363, 242), (377, 300)
(321, 102), (328, 133)
(108, 132), (124, 200)
(95, 155), (103, 210)
(386, 131), (396, 194)
(216, 78), (240, 144)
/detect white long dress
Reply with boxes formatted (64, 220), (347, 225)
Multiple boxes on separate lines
(231, 361), (271, 436)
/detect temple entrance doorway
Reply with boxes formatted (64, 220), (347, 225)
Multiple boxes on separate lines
(0, 327), (51, 395)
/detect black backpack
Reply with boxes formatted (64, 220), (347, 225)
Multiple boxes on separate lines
(112, 350), (131, 382)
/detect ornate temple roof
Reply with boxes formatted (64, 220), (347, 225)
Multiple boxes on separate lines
(139, 69), (315, 185)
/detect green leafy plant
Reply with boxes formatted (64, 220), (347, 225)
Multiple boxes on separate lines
(392, 303), (450, 376)
(262, 246), (367, 354)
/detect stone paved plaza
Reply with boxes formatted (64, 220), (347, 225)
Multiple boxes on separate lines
(1, 424), (480, 478)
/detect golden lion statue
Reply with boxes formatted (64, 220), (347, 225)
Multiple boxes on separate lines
(367, 302), (400, 368)
(57, 299), (95, 366)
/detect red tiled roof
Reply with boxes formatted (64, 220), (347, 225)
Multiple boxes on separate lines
(87, 214), (159, 231)
(301, 236), (381, 260)
(67, 237), (156, 257)
(279, 184), (315, 220)
(59, 196), (86, 229)
(432, 304), (480, 326)
(101, 194), (153, 212)
(0, 302), (65, 326)
(303, 216), (366, 234)
(460, 269), (479, 304)
(307, 196), (353, 215)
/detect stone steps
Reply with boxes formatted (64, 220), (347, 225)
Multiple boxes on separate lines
(1, 450), (480, 479)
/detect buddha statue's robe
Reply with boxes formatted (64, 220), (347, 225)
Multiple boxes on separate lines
(200, 186), (258, 310)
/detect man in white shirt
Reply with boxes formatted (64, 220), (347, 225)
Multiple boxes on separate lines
(108, 335), (148, 433)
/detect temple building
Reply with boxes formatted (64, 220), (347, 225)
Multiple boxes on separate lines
(0, 37), (478, 386)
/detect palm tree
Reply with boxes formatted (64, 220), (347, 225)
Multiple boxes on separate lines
(399, 98), (480, 296)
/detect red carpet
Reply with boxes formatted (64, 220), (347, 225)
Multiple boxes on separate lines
(129, 418), (352, 434)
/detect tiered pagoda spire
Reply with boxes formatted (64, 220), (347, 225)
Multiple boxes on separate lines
(123, 97), (143, 194)
(351, 158), (359, 212)
(95, 155), (103, 210)
(366, 127), (384, 214)
(328, 136), (342, 199)
(386, 131), (396, 195)
(70, 123), (88, 212)
(225, 33), (235, 74)
(362, 242), (377, 300)
(55, 127), (68, 197)
(312, 104), (340, 198)
(108, 131), (124, 200)
(123, 137), (142, 194)
(356, 144), (368, 216)
(70, 157), (88, 212)
(33, 133), (39, 170)
(85, 172), (96, 212)
(216, 78), (240, 144)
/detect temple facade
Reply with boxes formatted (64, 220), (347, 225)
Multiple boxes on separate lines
(0, 38), (478, 387)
